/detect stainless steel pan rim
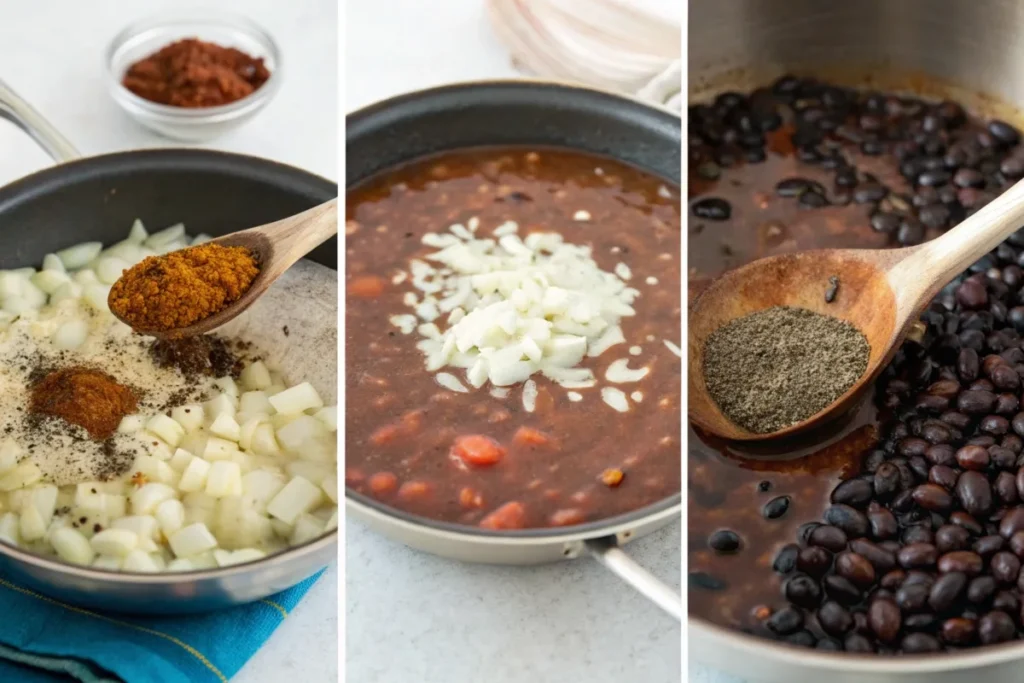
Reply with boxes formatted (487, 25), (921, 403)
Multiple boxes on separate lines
(0, 78), (337, 608)
(346, 79), (682, 619)
(690, 617), (1024, 672)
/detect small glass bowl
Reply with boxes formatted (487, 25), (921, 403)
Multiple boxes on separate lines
(105, 10), (282, 142)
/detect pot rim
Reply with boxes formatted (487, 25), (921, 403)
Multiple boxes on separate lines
(690, 613), (1024, 672)
(0, 147), (339, 582)
(344, 78), (682, 543)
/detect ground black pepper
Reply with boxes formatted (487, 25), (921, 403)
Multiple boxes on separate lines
(703, 305), (870, 433)
(149, 335), (243, 379)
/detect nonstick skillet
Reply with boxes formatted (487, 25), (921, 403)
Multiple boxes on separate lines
(0, 79), (337, 614)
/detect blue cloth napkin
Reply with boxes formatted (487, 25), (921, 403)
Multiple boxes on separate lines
(0, 571), (323, 682)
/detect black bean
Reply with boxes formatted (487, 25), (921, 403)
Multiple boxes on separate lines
(689, 571), (726, 591)
(1011, 531), (1024, 558)
(935, 524), (972, 553)
(956, 444), (991, 470)
(957, 390), (997, 414)
(824, 504), (870, 538)
(773, 544), (799, 574)
(873, 463), (902, 501)
(797, 522), (822, 546)
(926, 443), (957, 467)
(967, 575), (997, 603)
(844, 633), (874, 652)
(991, 445), (1018, 469)
(818, 601), (853, 636)
(785, 630), (817, 648)
(757, 480), (772, 492)
(763, 495), (791, 520)
(836, 551), (876, 586)
(871, 212), (901, 234)
(992, 590), (1019, 614)
(831, 479), (873, 508)
(978, 610), (1016, 644)
(956, 281), (990, 310)
(901, 632), (941, 653)
(981, 415), (1010, 435)
(785, 573), (823, 608)
(991, 364), (1021, 390)
(999, 507), (1024, 538)
(691, 197), (731, 220)
(941, 617), (977, 645)
(799, 191), (828, 208)
(869, 598), (902, 642)
(988, 120), (1021, 144)
(919, 204), (951, 229)
(880, 569), (907, 591)
(898, 437), (930, 457)
(897, 218), (925, 246)
(809, 525), (849, 553)
(956, 471), (994, 516)
(823, 575), (862, 605)
(849, 538), (897, 573)
(928, 465), (958, 490)
(708, 529), (741, 553)
(958, 348), (981, 381)
(973, 535), (1005, 558)
(898, 542), (939, 569)
(929, 571), (967, 612)
(938, 551), (984, 575)
(918, 169), (951, 187)
(951, 511), (985, 535)
(766, 605), (804, 635)
(797, 546), (833, 576)
(853, 183), (887, 204)
(868, 506), (899, 540)
(895, 582), (931, 613)
(1013, 413), (1024, 438)
(1001, 156), (1024, 179)
(912, 483), (952, 512)
(991, 551), (1021, 584)
(902, 525), (934, 546)
(953, 167), (985, 188)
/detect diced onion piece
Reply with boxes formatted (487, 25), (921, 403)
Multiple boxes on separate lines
(239, 391), (273, 416)
(82, 283), (112, 312)
(50, 281), (83, 305)
(19, 505), (46, 541)
(213, 377), (239, 399)
(130, 483), (177, 515)
(268, 382), (324, 415)
(118, 414), (145, 434)
(42, 253), (66, 272)
(178, 457), (212, 493)
(27, 485), (58, 526)
(170, 404), (204, 433)
(240, 361), (273, 390)
(92, 555), (123, 570)
(205, 393), (236, 420)
(155, 499), (186, 536)
(52, 319), (89, 350)
(127, 219), (148, 244)
(238, 417), (265, 452)
(72, 269), (98, 286)
(205, 461), (243, 498)
(111, 516), (159, 551)
(0, 462), (42, 491)
(169, 522), (218, 558)
(313, 406), (337, 432)
(242, 470), (287, 511)
(0, 440), (23, 475)
(0, 512), (19, 545)
(209, 414), (241, 442)
(276, 415), (326, 454)
(321, 475), (338, 504)
(146, 415), (185, 448)
(605, 358), (650, 383)
(266, 476), (323, 524)
(191, 234), (211, 246)
(251, 424), (281, 457)
(601, 387), (630, 413)
(57, 242), (102, 270)
(96, 257), (130, 285)
(132, 455), (176, 484)
(166, 558), (193, 571)
(144, 223), (186, 249)
(214, 547), (266, 567)
(663, 339), (682, 358)
(122, 549), (160, 572)
(90, 529), (138, 557)
(522, 379), (538, 412)
(203, 436), (238, 462)
(51, 527), (97, 565)
(325, 508), (338, 531)
(169, 448), (194, 472)
(290, 513), (325, 546)
(31, 269), (70, 294)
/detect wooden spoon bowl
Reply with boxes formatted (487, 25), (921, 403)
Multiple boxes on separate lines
(689, 177), (1024, 442)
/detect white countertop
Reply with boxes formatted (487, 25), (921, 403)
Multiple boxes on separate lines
(0, 2), (338, 682)
(345, 2), (682, 682)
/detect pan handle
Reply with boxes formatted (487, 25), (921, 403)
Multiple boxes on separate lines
(0, 79), (80, 163)
(585, 536), (682, 621)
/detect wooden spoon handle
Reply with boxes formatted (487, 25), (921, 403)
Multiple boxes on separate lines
(256, 198), (338, 279)
(890, 177), (1024, 313)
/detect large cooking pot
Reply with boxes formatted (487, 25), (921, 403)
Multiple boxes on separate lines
(689, 1), (1024, 680)
(0, 80), (337, 614)
(345, 81), (683, 619)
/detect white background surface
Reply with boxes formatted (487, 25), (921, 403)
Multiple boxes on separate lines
(0, 2), (338, 682)
(345, 2), (682, 683)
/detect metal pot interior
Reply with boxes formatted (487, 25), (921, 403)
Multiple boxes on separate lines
(690, 0), (1024, 676)
(345, 82), (682, 553)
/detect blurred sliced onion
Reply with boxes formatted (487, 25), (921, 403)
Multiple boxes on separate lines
(487, 0), (680, 110)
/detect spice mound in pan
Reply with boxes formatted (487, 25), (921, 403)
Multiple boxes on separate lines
(703, 305), (870, 433)
(122, 38), (271, 108)
(29, 366), (138, 441)
(108, 243), (259, 336)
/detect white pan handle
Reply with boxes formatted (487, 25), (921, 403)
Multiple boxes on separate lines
(586, 537), (682, 620)
(0, 79), (79, 162)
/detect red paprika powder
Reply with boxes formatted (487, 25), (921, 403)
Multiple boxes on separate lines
(122, 38), (270, 108)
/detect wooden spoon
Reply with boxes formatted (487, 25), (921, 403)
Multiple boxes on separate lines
(111, 198), (337, 338)
(689, 178), (1024, 442)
